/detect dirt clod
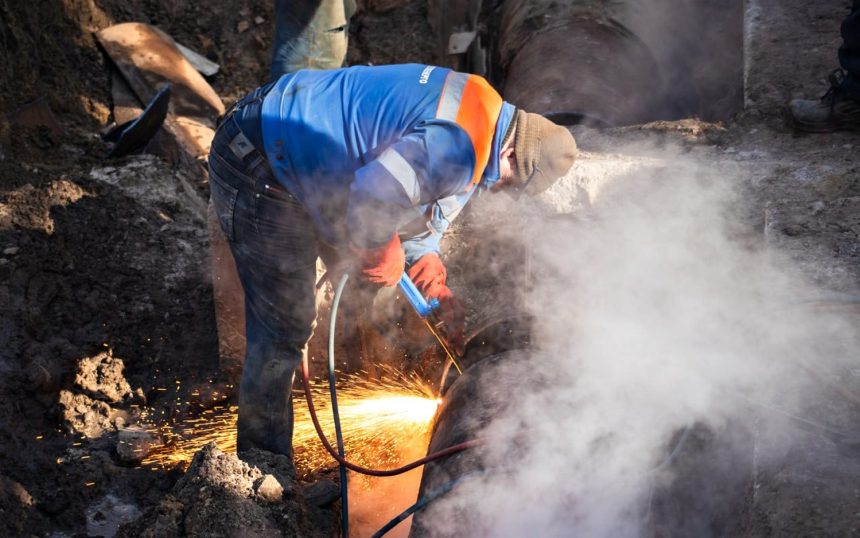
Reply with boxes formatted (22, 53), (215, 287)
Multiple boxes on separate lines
(303, 479), (341, 507)
(58, 390), (115, 438)
(75, 350), (134, 404)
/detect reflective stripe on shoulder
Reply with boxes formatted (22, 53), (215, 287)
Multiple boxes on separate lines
(436, 72), (468, 122)
(377, 147), (421, 205)
(435, 72), (504, 187)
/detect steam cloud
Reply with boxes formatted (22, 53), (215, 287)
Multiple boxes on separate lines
(421, 141), (858, 537)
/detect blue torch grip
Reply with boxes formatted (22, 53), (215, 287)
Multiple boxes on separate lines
(398, 273), (440, 318)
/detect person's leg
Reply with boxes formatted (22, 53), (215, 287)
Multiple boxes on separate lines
(790, 1), (860, 132)
(209, 118), (319, 458)
(270, 0), (356, 80)
(234, 181), (318, 457)
(838, 0), (860, 97)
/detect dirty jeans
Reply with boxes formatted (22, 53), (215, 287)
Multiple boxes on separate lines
(209, 115), (318, 458)
(271, 0), (356, 79)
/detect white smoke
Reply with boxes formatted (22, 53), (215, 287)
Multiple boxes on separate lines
(421, 141), (858, 537)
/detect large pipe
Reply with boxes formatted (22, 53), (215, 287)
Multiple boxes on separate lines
(410, 316), (532, 537)
(427, 0), (743, 126)
(497, 0), (665, 126)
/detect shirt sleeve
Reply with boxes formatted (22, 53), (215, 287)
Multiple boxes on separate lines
(401, 229), (442, 265)
(400, 188), (478, 264)
(346, 121), (475, 249)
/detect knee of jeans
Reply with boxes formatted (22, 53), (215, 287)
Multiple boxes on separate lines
(262, 355), (300, 380)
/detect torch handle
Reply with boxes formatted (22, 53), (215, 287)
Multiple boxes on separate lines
(398, 273), (440, 318)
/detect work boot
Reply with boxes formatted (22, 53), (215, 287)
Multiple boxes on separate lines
(789, 69), (860, 133)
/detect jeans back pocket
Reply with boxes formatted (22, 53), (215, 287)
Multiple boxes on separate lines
(210, 173), (240, 241)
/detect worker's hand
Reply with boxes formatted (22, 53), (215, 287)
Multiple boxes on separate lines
(406, 253), (447, 299)
(352, 233), (405, 287)
(435, 286), (466, 356)
(408, 254), (465, 354)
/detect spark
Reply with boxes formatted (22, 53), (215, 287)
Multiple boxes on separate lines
(293, 370), (441, 476)
(139, 369), (440, 476)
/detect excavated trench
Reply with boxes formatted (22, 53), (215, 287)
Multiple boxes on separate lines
(5, 0), (858, 537)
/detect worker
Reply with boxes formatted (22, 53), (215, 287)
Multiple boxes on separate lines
(790, 0), (860, 132)
(270, 0), (355, 79)
(208, 64), (577, 457)
(208, 0), (356, 379)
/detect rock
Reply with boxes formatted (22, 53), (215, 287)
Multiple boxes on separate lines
(254, 16), (265, 24)
(237, 20), (250, 33)
(117, 427), (158, 464)
(238, 448), (297, 496)
(74, 350), (133, 404)
(58, 390), (113, 438)
(86, 494), (141, 538)
(3, 246), (18, 255)
(176, 443), (262, 498)
(254, 475), (284, 503)
(303, 479), (340, 507)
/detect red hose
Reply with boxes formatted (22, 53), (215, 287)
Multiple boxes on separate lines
(300, 355), (482, 477)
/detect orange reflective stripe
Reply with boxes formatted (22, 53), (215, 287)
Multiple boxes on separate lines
(437, 73), (504, 187)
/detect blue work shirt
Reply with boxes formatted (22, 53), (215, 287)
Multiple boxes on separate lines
(260, 63), (515, 262)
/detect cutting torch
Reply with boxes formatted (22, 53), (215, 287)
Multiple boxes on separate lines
(398, 273), (463, 373)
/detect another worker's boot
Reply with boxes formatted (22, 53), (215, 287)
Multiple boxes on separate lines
(789, 69), (860, 133)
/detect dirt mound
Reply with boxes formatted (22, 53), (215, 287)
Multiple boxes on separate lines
(118, 443), (339, 537)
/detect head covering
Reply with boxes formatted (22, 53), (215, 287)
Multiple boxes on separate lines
(512, 110), (577, 196)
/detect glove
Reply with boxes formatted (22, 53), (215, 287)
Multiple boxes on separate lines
(406, 253), (448, 299)
(408, 254), (465, 355)
(352, 233), (405, 287)
(435, 287), (466, 356)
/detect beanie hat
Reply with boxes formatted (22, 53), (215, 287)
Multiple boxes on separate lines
(513, 110), (577, 196)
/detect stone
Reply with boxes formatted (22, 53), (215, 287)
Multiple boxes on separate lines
(117, 427), (158, 464)
(302, 479), (340, 507)
(254, 475), (284, 503)
(237, 20), (250, 33)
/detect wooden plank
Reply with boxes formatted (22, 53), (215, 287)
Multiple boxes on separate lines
(97, 22), (223, 157)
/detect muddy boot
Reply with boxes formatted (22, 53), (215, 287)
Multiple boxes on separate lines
(790, 69), (860, 133)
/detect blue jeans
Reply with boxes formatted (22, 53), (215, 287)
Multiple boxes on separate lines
(209, 115), (319, 457)
(271, 0), (356, 80)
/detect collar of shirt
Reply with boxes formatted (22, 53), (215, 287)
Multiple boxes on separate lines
(480, 101), (516, 191)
